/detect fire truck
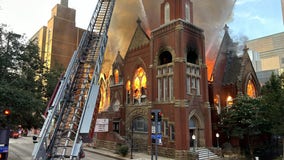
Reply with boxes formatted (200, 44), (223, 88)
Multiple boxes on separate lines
(0, 129), (9, 160)
(32, 0), (115, 159)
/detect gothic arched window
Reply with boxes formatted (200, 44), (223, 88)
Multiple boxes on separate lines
(185, 2), (191, 22)
(114, 69), (119, 84)
(186, 47), (201, 95)
(159, 51), (172, 65)
(247, 79), (256, 98)
(133, 67), (147, 104)
(187, 48), (198, 64)
(157, 51), (174, 102)
(133, 116), (148, 132)
(126, 80), (131, 104)
(164, 2), (170, 24)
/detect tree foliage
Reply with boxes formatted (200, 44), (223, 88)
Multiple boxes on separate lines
(261, 73), (284, 136)
(220, 72), (284, 158)
(0, 25), (48, 129)
(220, 95), (270, 139)
(219, 95), (271, 158)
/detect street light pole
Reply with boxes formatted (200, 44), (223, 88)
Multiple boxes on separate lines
(192, 134), (196, 152)
(216, 133), (220, 148)
(130, 121), (133, 159)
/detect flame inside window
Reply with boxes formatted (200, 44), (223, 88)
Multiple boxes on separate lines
(226, 96), (233, 107)
(126, 80), (131, 91)
(133, 67), (147, 102)
(247, 80), (256, 98)
(114, 69), (119, 84)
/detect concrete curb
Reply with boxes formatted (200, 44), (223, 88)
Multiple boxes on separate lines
(83, 147), (127, 160)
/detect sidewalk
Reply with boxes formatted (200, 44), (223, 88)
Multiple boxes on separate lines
(84, 147), (174, 160)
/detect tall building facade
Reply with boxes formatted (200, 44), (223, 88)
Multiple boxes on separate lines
(31, 1), (85, 70)
(246, 32), (284, 84)
(95, 0), (212, 159)
(282, 0), (284, 23)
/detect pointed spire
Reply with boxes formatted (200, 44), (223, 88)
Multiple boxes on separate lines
(60, 0), (68, 7)
(224, 24), (229, 33)
(136, 17), (142, 26)
(243, 44), (249, 53)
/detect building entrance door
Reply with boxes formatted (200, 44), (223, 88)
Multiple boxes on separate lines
(189, 129), (195, 147)
(189, 118), (197, 149)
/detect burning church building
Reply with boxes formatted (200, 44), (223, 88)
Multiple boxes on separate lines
(209, 25), (261, 148)
(92, 0), (260, 159)
(95, 0), (212, 159)
(30, 0), (261, 159)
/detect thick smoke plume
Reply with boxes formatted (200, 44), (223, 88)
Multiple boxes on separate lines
(102, 0), (236, 77)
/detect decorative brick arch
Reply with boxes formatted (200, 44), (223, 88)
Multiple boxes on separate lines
(244, 73), (258, 97)
(126, 108), (148, 127)
(130, 57), (147, 75)
(155, 46), (176, 66)
(188, 109), (206, 147)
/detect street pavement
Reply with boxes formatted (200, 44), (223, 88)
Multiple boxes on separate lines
(8, 134), (173, 160)
(84, 146), (174, 160)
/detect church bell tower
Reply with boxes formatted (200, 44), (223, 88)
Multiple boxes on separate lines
(150, 0), (212, 157)
(160, 0), (193, 24)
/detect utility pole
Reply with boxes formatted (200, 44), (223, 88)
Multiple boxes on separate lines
(151, 110), (162, 160)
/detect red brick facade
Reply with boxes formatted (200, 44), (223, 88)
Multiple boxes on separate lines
(95, 0), (213, 158)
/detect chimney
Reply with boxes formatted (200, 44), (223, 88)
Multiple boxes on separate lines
(60, 0), (68, 7)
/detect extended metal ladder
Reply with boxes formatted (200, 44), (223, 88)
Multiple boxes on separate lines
(32, 0), (115, 159)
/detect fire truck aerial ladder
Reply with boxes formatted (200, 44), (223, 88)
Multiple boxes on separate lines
(32, 0), (115, 159)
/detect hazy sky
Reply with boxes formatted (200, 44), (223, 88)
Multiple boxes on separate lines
(229, 0), (284, 40)
(0, 0), (95, 38)
(0, 0), (283, 40)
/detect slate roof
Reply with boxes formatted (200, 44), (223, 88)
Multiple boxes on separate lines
(222, 53), (242, 85)
(127, 18), (150, 52)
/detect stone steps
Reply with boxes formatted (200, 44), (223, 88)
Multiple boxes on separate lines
(196, 148), (221, 160)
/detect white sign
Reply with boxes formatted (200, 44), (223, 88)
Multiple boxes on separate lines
(94, 124), (108, 132)
(96, 119), (109, 125)
(151, 126), (156, 133)
(94, 119), (109, 132)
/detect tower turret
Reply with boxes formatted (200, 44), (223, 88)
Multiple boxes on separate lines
(60, 0), (68, 7)
(160, 0), (193, 25)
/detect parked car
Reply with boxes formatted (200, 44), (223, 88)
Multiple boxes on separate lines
(9, 130), (19, 139)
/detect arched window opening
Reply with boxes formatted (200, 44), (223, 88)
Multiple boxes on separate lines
(159, 51), (172, 65)
(114, 69), (119, 84)
(133, 67), (147, 104)
(133, 117), (148, 132)
(185, 2), (191, 22)
(189, 117), (198, 148)
(247, 79), (256, 98)
(164, 2), (170, 24)
(157, 52), (174, 102)
(187, 48), (198, 64)
(126, 80), (131, 104)
(226, 96), (233, 107)
(113, 99), (120, 112)
(189, 118), (198, 129)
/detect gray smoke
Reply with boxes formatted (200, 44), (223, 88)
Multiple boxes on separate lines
(102, 0), (236, 75)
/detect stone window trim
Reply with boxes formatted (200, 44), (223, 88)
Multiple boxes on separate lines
(157, 64), (174, 102)
(169, 123), (175, 142)
(186, 62), (201, 95)
(164, 2), (170, 24)
(132, 116), (148, 133)
(163, 119), (169, 137)
(132, 67), (148, 105)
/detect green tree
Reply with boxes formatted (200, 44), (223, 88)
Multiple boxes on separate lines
(44, 66), (64, 101)
(220, 94), (271, 158)
(0, 24), (45, 129)
(261, 72), (284, 159)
